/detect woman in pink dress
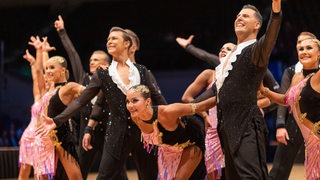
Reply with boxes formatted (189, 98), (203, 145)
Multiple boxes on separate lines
(181, 42), (235, 179)
(260, 38), (320, 180)
(126, 84), (216, 180)
(18, 36), (56, 180)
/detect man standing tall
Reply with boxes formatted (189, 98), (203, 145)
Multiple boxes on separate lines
(195, 1), (282, 179)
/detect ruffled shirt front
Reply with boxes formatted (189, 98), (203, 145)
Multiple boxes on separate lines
(215, 39), (257, 96)
(108, 59), (140, 95)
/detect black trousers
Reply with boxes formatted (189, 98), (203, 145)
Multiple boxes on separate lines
(269, 120), (304, 180)
(97, 125), (158, 180)
(78, 127), (105, 179)
(221, 120), (268, 180)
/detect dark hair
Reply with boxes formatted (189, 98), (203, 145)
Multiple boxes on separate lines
(242, 4), (262, 30)
(109, 26), (133, 49)
(129, 84), (151, 99)
(125, 29), (140, 50)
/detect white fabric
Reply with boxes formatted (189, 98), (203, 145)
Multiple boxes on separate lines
(108, 59), (140, 95)
(215, 39), (257, 95)
(294, 61), (303, 73)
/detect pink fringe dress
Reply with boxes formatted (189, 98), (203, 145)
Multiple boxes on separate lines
(205, 82), (225, 177)
(142, 120), (197, 180)
(286, 76), (320, 180)
(19, 90), (56, 179)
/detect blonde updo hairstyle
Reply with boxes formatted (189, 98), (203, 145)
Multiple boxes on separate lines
(47, 56), (70, 80)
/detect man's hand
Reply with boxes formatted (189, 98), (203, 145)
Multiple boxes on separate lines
(82, 133), (93, 151)
(276, 127), (289, 145)
(54, 15), (65, 31)
(272, 0), (281, 13)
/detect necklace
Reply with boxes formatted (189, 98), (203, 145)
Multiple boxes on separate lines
(54, 82), (67, 88)
(302, 68), (319, 77)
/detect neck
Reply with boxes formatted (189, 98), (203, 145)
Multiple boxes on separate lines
(140, 106), (153, 121)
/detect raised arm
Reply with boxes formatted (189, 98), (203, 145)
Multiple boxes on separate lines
(176, 35), (220, 67)
(55, 15), (86, 83)
(253, 0), (282, 67)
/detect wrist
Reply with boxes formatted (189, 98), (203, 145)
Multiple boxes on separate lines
(262, 87), (270, 97)
(30, 60), (36, 66)
(84, 126), (93, 135)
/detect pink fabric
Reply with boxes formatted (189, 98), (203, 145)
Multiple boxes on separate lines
(19, 90), (56, 179)
(286, 77), (320, 180)
(205, 106), (225, 176)
(19, 102), (41, 166)
(141, 120), (193, 180)
(205, 82), (225, 177)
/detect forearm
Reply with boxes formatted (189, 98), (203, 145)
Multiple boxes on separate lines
(261, 87), (286, 106)
(58, 29), (85, 83)
(276, 105), (287, 128)
(185, 44), (220, 67)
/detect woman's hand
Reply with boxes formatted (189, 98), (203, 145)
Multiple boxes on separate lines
(35, 114), (57, 137)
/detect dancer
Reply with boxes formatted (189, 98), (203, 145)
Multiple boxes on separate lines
(126, 84), (216, 179)
(260, 37), (320, 180)
(193, 1), (282, 179)
(37, 26), (166, 180)
(176, 35), (280, 112)
(54, 15), (112, 179)
(18, 36), (56, 180)
(269, 31), (317, 180)
(38, 55), (85, 180)
(181, 42), (235, 180)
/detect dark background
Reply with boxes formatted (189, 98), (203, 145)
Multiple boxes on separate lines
(0, 0), (319, 162)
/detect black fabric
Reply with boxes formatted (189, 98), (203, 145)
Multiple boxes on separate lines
(299, 77), (320, 123)
(53, 62), (167, 179)
(48, 88), (79, 180)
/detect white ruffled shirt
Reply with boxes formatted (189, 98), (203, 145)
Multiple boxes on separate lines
(108, 59), (141, 95)
(215, 39), (257, 96)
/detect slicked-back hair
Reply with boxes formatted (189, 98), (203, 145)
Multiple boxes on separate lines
(109, 26), (133, 49)
(242, 4), (263, 30)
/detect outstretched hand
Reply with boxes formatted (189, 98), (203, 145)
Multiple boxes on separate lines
(42, 37), (56, 52)
(176, 35), (194, 49)
(272, 0), (281, 13)
(28, 36), (42, 50)
(23, 49), (35, 64)
(54, 15), (65, 31)
(35, 114), (57, 137)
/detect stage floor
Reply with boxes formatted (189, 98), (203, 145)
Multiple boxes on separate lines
(86, 164), (306, 180)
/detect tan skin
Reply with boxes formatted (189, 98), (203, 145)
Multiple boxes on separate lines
(36, 57), (85, 180)
(126, 88), (216, 179)
(260, 38), (320, 144)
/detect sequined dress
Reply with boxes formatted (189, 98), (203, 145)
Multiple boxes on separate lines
(141, 106), (206, 180)
(19, 90), (56, 178)
(286, 75), (320, 180)
(205, 83), (225, 177)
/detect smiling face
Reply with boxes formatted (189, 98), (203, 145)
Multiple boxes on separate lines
(126, 89), (151, 118)
(219, 42), (236, 59)
(297, 38), (320, 69)
(89, 52), (109, 73)
(234, 8), (261, 41)
(45, 58), (67, 83)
